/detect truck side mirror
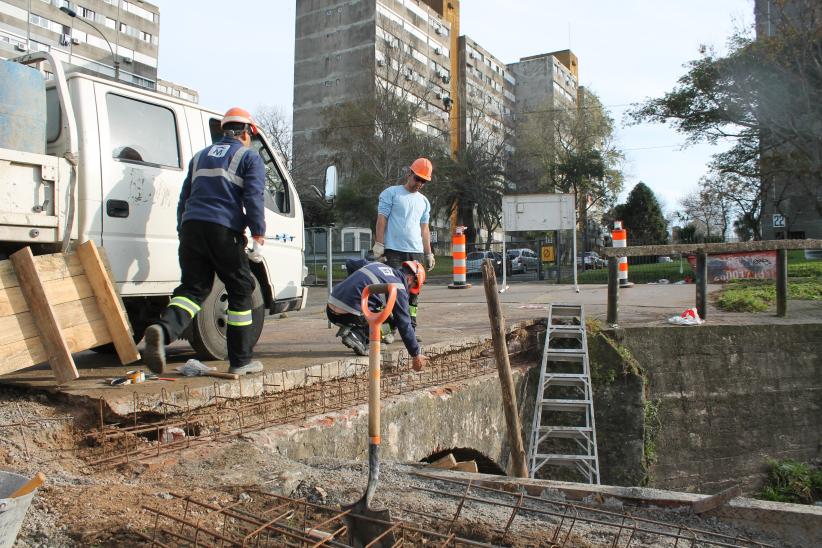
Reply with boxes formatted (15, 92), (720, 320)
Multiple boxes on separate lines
(324, 165), (337, 201)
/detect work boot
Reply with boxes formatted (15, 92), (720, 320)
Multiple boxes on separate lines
(341, 328), (368, 356)
(229, 361), (263, 375)
(143, 324), (166, 375)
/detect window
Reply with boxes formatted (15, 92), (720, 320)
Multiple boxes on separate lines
(105, 17), (115, 29)
(80, 7), (95, 20)
(106, 94), (180, 167)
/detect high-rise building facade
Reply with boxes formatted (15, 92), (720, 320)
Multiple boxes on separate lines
(292, 0), (459, 185)
(457, 35), (514, 153)
(0, 0), (197, 102)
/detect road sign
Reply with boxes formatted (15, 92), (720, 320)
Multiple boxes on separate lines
(540, 245), (555, 262)
(773, 214), (786, 228)
(502, 194), (575, 231)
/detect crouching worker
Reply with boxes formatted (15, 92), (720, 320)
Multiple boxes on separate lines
(327, 259), (430, 371)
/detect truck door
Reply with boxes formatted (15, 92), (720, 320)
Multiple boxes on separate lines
(96, 87), (190, 293)
(204, 117), (303, 301)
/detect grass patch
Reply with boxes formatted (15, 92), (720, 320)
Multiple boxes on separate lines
(759, 459), (822, 505)
(578, 260), (693, 284)
(714, 253), (822, 312)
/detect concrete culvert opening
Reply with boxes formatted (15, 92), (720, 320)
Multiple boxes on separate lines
(421, 447), (506, 475)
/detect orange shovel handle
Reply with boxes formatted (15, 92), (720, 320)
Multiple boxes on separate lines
(361, 284), (398, 341)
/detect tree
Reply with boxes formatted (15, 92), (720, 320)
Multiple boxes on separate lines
(254, 105), (292, 169)
(678, 185), (733, 241)
(426, 97), (508, 246)
(319, 46), (448, 228)
(611, 183), (669, 245)
(511, 88), (624, 248)
(629, 0), (822, 233)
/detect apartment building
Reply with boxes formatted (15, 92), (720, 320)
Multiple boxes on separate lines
(507, 49), (579, 114)
(0, 0), (161, 89)
(457, 35), (514, 152)
(292, 0), (460, 185)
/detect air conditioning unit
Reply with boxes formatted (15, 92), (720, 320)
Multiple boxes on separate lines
(71, 37), (81, 45)
(469, 52), (476, 59)
(14, 43), (28, 52)
(376, 59), (386, 67)
(434, 47), (442, 55)
(404, 73), (413, 81)
(435, 91), (442, 99)
(435, 26), (442, 35)
(122, 57), (133, 64)
(441, 74), (450, 84)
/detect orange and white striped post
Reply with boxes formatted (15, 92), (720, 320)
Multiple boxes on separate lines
(611, 221), (632, 288)
(448, 226), (472, 289)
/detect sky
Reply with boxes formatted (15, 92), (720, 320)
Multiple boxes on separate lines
(153, 0), (752, 214)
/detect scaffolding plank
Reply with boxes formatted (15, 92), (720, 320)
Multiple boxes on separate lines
(9, 247), (78, 384)
(77, 241), (140, 364)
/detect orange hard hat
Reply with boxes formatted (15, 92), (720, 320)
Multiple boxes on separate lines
(221, 107), (258, 135)
(402, 260), (426, 295)
(410, 157), (433, 181)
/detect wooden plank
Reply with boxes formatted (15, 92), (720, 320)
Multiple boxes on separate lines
(0, 297), (105, 347)
(0, 253), (83, 290)
(601, 238), (822, 258)
(76, 241), (140, 365)
(0, 275), (94, 318)
(0, 318), (110, 376)
(482, 259), (529, 478)
(692, 484), (741, 514)
(9, 247), (78, 384)
(453, 460), (479, 473)
(430, 454), (457, 469)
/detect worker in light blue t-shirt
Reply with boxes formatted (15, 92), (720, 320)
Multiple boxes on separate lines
(371, 158), (435, 337)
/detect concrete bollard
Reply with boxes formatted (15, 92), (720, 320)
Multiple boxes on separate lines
(612, 221), (632, 288)
(448, 227), (472, 289)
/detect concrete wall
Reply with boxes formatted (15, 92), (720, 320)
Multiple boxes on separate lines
(611, 323), (822, 494)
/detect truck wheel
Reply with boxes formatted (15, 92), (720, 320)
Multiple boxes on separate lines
(190, 276), (265, 361)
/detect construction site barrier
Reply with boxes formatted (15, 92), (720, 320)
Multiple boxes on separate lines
(448, 229), (471, 289)
(612, 221), (630, 288)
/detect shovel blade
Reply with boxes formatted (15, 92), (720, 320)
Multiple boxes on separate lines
(342, 497), (394, 548)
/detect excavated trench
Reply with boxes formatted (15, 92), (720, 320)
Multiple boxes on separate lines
(7, 319), (822, 546)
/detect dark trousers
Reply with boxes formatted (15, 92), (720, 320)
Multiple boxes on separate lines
(326, 306), (395, 337)
(384, 249), (422, 327)
(157, 221), (256, 368)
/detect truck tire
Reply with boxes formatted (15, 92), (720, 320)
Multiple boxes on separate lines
(190, 275), (266, 361)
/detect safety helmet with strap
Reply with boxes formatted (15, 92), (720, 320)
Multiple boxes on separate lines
(221, 107), (258, 135)
(402, 260), (426, 295)
(409, 157), (433, 181)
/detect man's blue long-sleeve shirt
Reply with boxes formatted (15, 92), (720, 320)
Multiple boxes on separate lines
(329, 259), (420, 357)
(177, 136), (266, 236)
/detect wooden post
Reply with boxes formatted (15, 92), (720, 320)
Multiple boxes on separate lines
(481, 259), (529, 478)
(776, 248), (788, 317)
(607, 257), (619, 326)
(9, 247), (79, 384)
(695, 251), (708, 320)
(76, 241), (140, 364)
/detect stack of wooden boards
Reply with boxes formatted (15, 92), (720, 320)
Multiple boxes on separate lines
(428, 453), (479, 474)
(1, 241), (140, 383)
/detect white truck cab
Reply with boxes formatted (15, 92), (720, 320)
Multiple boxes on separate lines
(0, 52), (307, 359)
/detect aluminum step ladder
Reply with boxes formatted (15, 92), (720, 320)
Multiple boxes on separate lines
(527, 303), (601, 484)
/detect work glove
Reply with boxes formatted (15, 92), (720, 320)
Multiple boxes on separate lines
(412, 354), (429, 372)
(372, 242), (385, 258)
(425, 253), (436, 271)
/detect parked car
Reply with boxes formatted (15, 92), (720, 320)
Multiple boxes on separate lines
(466, 251), (508, 276)
(577, 251), (606, 270)
(507, 248), (539, 273)
(657, 256), (673, 263)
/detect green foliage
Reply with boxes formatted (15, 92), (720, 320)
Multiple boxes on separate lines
(643, 399), (662, 467)
(759, 459), (822, 505)
(714, 276), (822, 312)
(789, 261), (822, 278)
(611, 183), (669, 245)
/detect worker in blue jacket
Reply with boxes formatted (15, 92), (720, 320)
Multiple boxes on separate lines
(327, 259), (429, 371)
(143, 107), (266, 376)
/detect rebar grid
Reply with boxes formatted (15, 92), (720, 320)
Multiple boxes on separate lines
(82, 342), (525, 468)
(406, 476), (773, 548)
(135, 490), (497, 547)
